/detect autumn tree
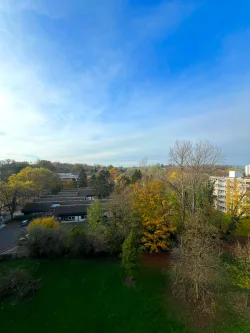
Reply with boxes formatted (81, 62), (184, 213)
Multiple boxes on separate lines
(16, 167), (61, 197)
(109, 167), (118, 181)
(224, 189), (250, 238)
(0, 176), (33, 219)
(78, 167), (87, 187)
(131, 178), (176, 252)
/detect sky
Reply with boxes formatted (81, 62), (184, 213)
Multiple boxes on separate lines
(0, 0), (250, 166)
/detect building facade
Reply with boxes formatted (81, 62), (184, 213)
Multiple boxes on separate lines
(210, 171), (250, 215)
(57, 173), (79, 181)
(245, 165), (250, 177)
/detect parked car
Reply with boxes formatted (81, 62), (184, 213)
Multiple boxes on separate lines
(21, 219), (30, 227)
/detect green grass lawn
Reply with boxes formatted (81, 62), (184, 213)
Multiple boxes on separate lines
(0, 259), (191, 333)
(0, 259), (249, 333)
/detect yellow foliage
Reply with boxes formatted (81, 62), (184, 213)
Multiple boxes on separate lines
(28, 217), (59, 230)
(131, 179), (176, 252)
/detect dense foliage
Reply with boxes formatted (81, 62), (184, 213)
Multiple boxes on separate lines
(131, 178), (176, 252)
(121, 231), (141, 278)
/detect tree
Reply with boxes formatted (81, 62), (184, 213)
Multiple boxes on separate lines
(36, 160), (55, 171)
(108, 188), (141, 238)
(170, 212), (223, 315)
(121, 231), (141, 279)
(0, 160), (29, 181)
(168, 140), (222, 221)
(0, 177), (33, 219)
(131, 169), (142, 184)
(78, 167), (87, 187)
(87, 200), (108, 252)
(131, 178), (176, 252)
(109, 167), (118, 181)
(90, 170), (114, 198)
(16, 167), (61, 197)
(114, 174), (130, 195)
(0, 167), (61, 219)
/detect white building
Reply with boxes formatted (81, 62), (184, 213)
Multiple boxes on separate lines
(245, 165), (250, 177)
(229, 170), (243, 178)
(57, 173), (79, 181)
(210, 170), (250, 214)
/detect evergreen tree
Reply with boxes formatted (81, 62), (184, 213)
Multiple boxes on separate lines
(131, 169), (142, 184)
(78, 167), (87, 187)
(90, 170), (114, 198)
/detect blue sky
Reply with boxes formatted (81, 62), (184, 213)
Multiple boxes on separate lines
(0, 0), (250, 166)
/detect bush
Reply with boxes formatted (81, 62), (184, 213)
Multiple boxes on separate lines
(105, 225), (126, 255)
(0, 267), (42, 301)
(121, 231), (141, 279)
(66, 226), (93, 258)
(28, 217), (59, 230)
(28, 225), (66, 259)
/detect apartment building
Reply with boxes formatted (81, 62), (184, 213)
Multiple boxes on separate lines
(245, 165), (250, 177)
(210, 169), (250, 215)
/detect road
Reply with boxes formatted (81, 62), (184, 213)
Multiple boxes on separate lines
(0, 223), (26, 253)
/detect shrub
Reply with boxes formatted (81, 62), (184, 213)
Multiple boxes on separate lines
(105, 225), (126, 255)
(0, 267), (42, 301)
(28, 217), (59, 230)
(66, 225), (93, 257)
(28, 225), (66, 259)
(121, 231), (141, 279)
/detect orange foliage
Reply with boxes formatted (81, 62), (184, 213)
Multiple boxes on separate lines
(109, 167), (118, 180)
(131, 179), (176, 253)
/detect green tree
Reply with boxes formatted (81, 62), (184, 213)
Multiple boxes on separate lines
(90, 170), (114, 198)
(36, 160), (55, 171)
(131, 169), (142, 184)
(87, 200), (107, 251)
(78, 167), (87, 187)
(121, 231), (141, 279)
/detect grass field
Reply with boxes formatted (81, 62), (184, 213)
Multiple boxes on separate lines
(0, 259), (249, 333)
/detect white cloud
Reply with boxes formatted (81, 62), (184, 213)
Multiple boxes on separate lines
(0, 1), (249, 166)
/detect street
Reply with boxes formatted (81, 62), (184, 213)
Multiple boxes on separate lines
(0, 223), (26, 252)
